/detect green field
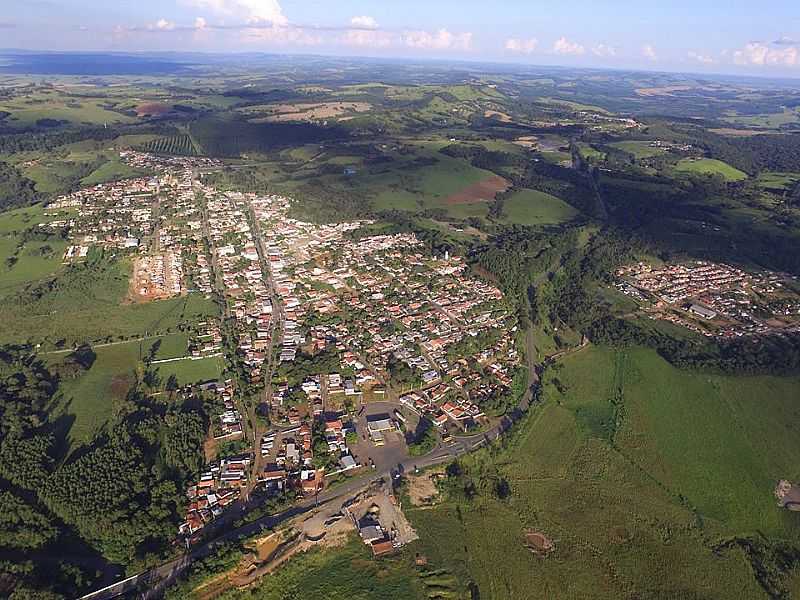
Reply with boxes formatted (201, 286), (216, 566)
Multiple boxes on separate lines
(756, 171), (800, 191)
(723, 108), (800, 129)
(675, 158), (748, 181)
(155, 356), (223, 385)
(0, 253), (219, 345)
(184, 537), (426, 600)
(608, 140), (668, 159)
(500, 189), (580, 226)
(403, 346), (800, 599)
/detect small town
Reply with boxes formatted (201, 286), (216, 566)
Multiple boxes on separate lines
(40, 149), (523, 551)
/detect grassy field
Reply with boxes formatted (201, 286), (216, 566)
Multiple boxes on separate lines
(500, 189), (580, 226)
(0, 253), (219, 345)
(402, 346), (800, 599)
(155, 356), (223, 385)
(49, 339), (148, 447)
(608, 140), (668, 159)
(675, 158), (748, 181)
(216, 537), (426, 600)
(756, 171), (800, 191)
(723, 108), (800, 129)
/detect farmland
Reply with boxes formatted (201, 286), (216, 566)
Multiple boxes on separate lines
(608, 140), (668, 158)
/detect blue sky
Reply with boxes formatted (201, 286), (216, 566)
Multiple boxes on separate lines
(4, 0), (800, 76)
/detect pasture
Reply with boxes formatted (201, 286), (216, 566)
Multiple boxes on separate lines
(500, 189), (580, 226)
(404, 346), (800, 599)
(675, 158), (748, 181)
(608, 140), (668, 158)
(0, 253), (219, 345)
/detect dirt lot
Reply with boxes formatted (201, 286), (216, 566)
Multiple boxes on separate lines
(406, 467), (444, 506)
(444, 175), (510, 205)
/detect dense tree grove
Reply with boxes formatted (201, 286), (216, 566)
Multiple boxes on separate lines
(0, 344), (212, 597)
(0, 161), (39, 211)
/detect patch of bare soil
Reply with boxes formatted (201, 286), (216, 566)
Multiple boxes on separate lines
(524, 529), (555, 555)
(444, 175), (510, 205)
(484, 109), (512, 123)
(136, 102), (172, 117)
(407, 467), (444, 506)
(110, 375), (132, 399)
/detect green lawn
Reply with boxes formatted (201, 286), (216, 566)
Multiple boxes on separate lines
(403, 346), (800, 599)
(155, 356), (223, 385)
(500, 189), (580, 226)
(675, 158), (748, 181)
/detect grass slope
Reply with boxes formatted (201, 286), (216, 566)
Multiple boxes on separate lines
(675, 158), (747, 181)
(500, 189), (580, 226)
(404, 346), (800, 599)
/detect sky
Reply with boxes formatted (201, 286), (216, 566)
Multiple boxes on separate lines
(3, 0), (800, 77)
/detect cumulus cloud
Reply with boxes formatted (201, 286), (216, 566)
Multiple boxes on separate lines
(591, 43), (616, 58)
(243, 23), (321, 45)
(505, 38), (538, 54)
(403, 29), (473, 51)
(341, 28), (394, 48)
(733, 42), (799, 66)
(687, 50), (714, 64)
(642, 44), (657, 60)
(194, 16), (208, 30)
(552, 37), (585, 56)
(149, 18), (175, 31)
(350, 15), (378, 30)
(181, 0), (287, 25)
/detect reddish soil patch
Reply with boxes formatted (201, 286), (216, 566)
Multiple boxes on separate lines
(136, 102), (172, 117)
(110, 375), (132, 399)
(444, 175), (510, 205)
(524, 530), (554, 555)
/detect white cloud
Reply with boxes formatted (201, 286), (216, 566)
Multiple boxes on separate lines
(403, 29), (473, 51)
(687, 50), (714, 65)
(194, 16), (208, 30)
(591, 43), (616, 58)
(552, 37), (585, 56)
(182, 0), (287, 25)
(341, 28), (394, 48)
(505, 38), (538, 54)
(243, 24), (321, 45)
(149, 18), (175, 31)
(350, 15), (378, 30)
(733, 42), (799, 66)
(642, 44), (657, 60)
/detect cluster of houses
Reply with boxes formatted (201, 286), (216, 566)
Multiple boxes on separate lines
(616, 260), (800, 337)
(247, 198), (521, 431)
(202, 190), (275, 383)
